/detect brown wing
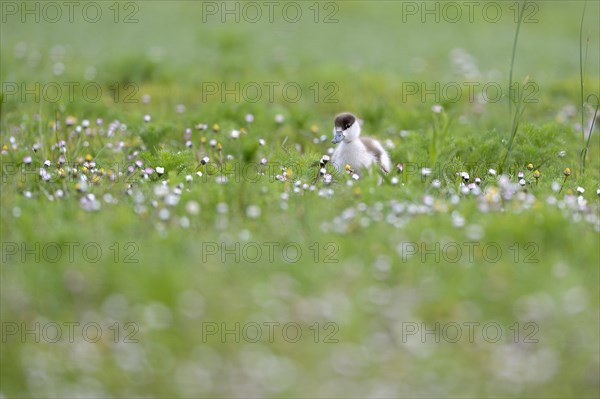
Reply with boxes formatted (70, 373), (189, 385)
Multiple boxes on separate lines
(360, 136), (382, 161)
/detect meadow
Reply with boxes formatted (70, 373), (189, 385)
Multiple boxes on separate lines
(1, 1), (599, 397)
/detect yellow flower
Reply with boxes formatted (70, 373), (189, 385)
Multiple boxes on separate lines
(212, 123), (220, 132)
(527, 163), (533, 171)
(533, 170), (540, 178)
(563, 168), (571, 177)
(85, 153), (92, 162)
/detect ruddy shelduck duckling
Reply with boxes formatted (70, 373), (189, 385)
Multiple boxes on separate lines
(331, 112), (391, 174)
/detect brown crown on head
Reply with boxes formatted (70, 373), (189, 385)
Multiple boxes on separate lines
(334, 113), (356, 131)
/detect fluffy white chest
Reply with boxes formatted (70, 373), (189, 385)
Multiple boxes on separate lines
(332, 140), (375, 172)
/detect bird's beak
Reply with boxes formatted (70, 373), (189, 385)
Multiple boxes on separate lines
(331, 128), (345, 144)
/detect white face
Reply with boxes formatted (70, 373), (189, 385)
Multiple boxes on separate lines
(343, 120), (361, 141)
(332, 119), (361, 144)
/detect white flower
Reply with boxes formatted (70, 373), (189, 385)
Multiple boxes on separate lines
(154, 185), (169, 198)
(165, 194), (180, 206)
(80, 194), (100, 212)
(156, 166), (165, 175)
(158, 208), (170, 220)
(246, 205), (261, 219)
(39, 169), (51, 181)
(180, 217), (190, 228)
(185, 201), (200, 215)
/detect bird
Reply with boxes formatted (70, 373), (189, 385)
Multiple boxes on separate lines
(330, 112), (391, 175)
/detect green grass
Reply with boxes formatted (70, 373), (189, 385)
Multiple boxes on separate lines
(1, 1), (599, 398)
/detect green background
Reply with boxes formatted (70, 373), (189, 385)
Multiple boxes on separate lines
(1, 1), (599, 397)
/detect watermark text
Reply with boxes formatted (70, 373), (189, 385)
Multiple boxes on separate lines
(1, 1), (140, 24)
(1, 241), (140, 264)
(2, 321), (139, 343)
(200, 321), (339, 343)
